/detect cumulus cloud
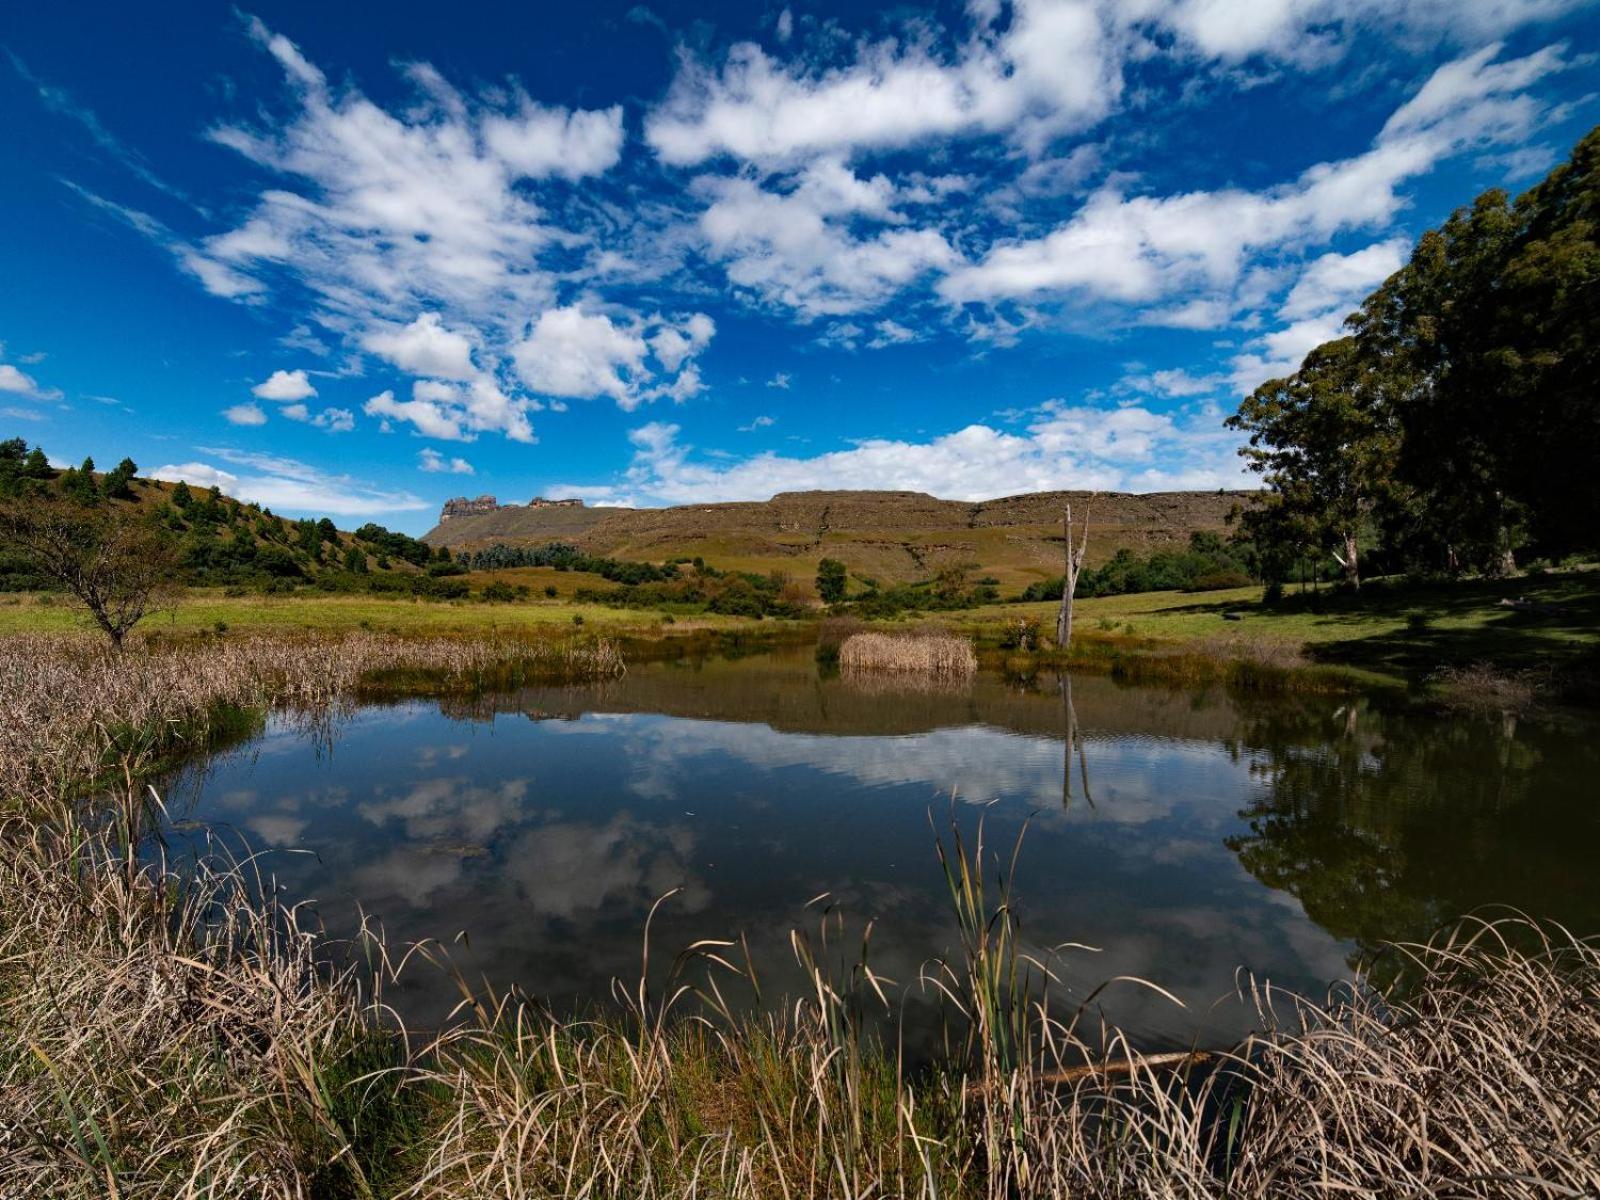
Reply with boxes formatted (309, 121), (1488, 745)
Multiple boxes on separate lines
(150, 448), (427, 515)
(511, 306), (715, 411)
(417, 447), (475, 474)
(694, 167), (961, 318)
(1150, 0), (1582, 64)
(605, 405), (1247, 506)
(155, 18), (675, 443)
(251, 368), (317, 401)
(361, 314), (477, 382)
(222, 402), (269, 426)
(282, 404), (356, 432)
(939, 43), (1569, 323)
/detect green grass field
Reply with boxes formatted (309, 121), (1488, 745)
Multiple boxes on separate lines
(0, 590), (748, 637)
(2, 568), (1595, 693)
(945, 569), (1600, 682)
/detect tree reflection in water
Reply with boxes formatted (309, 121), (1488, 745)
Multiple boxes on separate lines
(1225, 692), (1600, 969)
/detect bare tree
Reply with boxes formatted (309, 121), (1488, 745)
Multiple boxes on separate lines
(1056, 498), (1093, 651)
(0, 495), (179, 649)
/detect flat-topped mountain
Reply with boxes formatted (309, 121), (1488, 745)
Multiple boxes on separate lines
(423, 488), (1250, 590)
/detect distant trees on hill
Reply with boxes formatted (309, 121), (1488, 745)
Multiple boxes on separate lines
(1230, 125), (1600, 587)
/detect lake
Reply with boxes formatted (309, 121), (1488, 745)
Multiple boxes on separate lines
(164, 648), (1600, 1051)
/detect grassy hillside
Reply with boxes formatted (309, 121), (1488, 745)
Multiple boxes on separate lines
(423, 488), (1250, 590)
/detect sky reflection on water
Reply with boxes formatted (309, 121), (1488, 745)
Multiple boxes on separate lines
(169, 653), (1600, 1049)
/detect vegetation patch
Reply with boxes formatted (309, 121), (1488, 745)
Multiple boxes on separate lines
(839, 631), (978, 677)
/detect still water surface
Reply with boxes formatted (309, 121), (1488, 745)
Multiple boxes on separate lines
(169, 650), (1600, 1049)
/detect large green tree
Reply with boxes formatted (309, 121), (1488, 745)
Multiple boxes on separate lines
(1351, 126), (1599, 571)
(1235, 125), (1600, 581)
(1227, 338), (1398, 589)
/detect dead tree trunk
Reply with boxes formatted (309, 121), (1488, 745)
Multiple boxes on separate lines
(1331, 529), (1360, 591)
(1056, 501), (1091, 651)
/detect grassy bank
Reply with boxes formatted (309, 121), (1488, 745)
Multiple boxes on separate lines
(1, 563), (1596, 703)
(1, 632), (1598, 1197)
(918, 568), (1600, 700)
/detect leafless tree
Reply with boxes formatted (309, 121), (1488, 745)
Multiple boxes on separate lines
(1056, 498), (1094, 650)
(0, 496), (179, 649)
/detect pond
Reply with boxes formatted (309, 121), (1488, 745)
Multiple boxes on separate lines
(164, 648), (1600, 1052)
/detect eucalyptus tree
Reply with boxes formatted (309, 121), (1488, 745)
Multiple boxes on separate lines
(1227, 338), (1398, 590)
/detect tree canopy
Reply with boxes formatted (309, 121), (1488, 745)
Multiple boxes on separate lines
(1233, 124), (1600, 583)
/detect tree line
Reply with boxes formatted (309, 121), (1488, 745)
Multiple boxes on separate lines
(1229, 126), (1599, 590)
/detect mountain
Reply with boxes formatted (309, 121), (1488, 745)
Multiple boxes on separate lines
(422, 489), (1251, 590)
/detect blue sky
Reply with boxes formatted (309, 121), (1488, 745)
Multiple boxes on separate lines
(2, 1), (1595, 532)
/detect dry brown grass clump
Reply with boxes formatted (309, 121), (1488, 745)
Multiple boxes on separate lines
(838, 631), (977, 677)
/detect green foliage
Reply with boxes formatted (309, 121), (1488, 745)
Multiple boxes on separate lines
(1235, 125), (1600, 580)
(480, 580), (524, 602)
(816, 557), (847, 603)
(100, 457), (138, 500)
(1016, 532), (1257, 601)
(465, 541), (680, 585)
(354, 522), (432, 566)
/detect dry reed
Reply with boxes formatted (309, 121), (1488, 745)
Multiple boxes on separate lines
(838, 631), (977, 677)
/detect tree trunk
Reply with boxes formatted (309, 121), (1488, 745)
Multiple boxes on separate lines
(1333, 531), (1361, 590)
(1056, 501), (1092, 651)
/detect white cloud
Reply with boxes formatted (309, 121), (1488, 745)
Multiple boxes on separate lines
(151, 448), (427, 516)
(939, 44), (1569, 317)
(646, 0), (1121, 166)
(251, 367), (317, 401)
(612, 406), (1247, 506)
(361, 314), (477, 382)
(1230, 237), (1410, 389)
(738, 414), (776, 432)
(418, 447), (475, 474)
(1144, 0), (1581, 65)
(511, 306), (713, 411)
(0, 362), (62, 401)
(694, 168), (960, 318)
(222, 402), (269, 426)
(281, 404), (356, 432)
(158, 20), (658, 444)
(479, 98), (625, 181)
(512, 306), (646, 405)
(765, 372), (791, 390)
(1278, 238), (1407, 320)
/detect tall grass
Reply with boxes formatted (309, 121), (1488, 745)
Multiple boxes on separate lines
(1, 632), (1596, 1197)
(839, 631), (977, 678)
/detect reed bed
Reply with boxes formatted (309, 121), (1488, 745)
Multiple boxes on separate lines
(0, 631), (623, 816)
(1, 632), (1596, 1198)
(838, 631), (978, 678)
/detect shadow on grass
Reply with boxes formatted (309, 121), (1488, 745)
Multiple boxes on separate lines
(1293, 571), (1600, 689)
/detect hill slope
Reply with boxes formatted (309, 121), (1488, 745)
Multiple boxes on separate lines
(423, 489), (1251, 589)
